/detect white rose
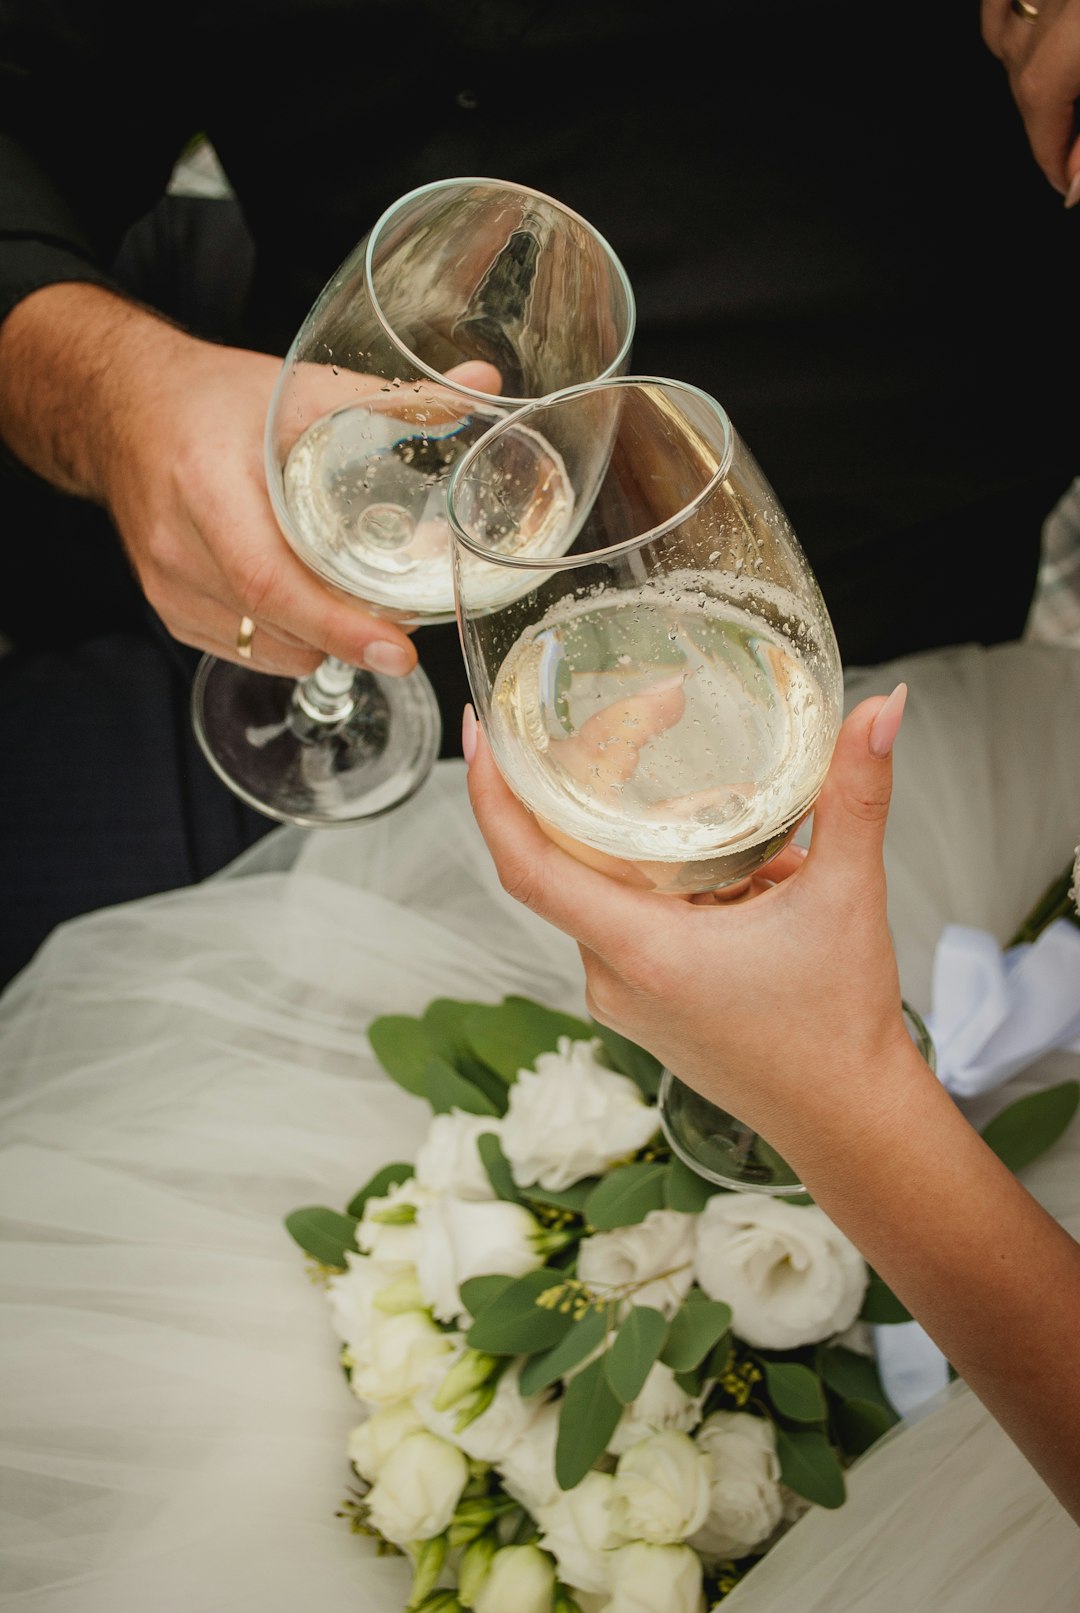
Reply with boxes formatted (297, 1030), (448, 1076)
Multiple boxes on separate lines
(418, 1360), (552, 1464)
(413, 1109), (503, 1200)
(355, 1178), (429, 1269)
(414, 1195), (543, 1323)
(608, 1361), (705, 1456)
(500, 1037), (659, 1190)
(498, 1398), (562, 1514)
(325, 1251), (415, 1355)
(577, 1209), (696, 1318)
(346, 1400), (425, 1482)
(472, 1544), (556, 1613)
(605, 1541), (706, 1613)
(346, 1308), (455, 1405)
(610, 1429), (711, 1544)
(365, 1430), (468, 1545)
(536, 1470), (630, 1594)
(689, 1411), (783, 1559)
(693, 1196), (868, 1349)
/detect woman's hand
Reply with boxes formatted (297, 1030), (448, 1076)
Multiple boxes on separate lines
(981, 0), (1080, 203)
(462, 686), (914, 1159)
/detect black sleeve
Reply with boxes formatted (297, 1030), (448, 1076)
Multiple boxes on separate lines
(0, 0), (195, 325)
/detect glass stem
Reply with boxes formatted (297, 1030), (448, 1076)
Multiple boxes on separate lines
(292, 655), (360, 724)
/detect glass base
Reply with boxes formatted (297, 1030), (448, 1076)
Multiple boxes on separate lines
(657, 1002), (936, 1196)
(658, 1068), (804, 1194)
(191, 654), (442, 827)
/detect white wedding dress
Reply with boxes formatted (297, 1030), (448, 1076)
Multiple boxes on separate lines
(1, 640), (1079, 1611)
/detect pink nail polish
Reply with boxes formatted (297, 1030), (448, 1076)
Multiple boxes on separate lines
(461, 703), (478, 765)
(869, 683), (908, 758)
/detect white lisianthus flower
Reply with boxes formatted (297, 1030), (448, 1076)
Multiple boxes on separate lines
(346, 1308), (455, 1405)
(693, 1195), (868, 1349)
(346, 1400), (425, 1482)
(536, 1469), (630, 1595)
(364, 1429), (468, 1546)
(414, 1195), (543, 1323)
(418, 1359), (551, 1464)
(472, 1544), (556, 1613)
(577, 1209), (696, 1318)
(500, 1036), (659, 1190)
(604, 1541), (706, 1613)
(498, 1398), (563, 1514)
(325, 1251), (417, 1356)
(689, 1411), (784, 1559)
(355, 1177), (429, 1269)
(413, 1108), (503, 1200)
(608, 1361), (706, 1456)
(610, 1429), (711, 1544)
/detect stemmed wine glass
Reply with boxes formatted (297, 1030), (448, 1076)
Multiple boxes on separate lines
(447, 375), (847, 1193)
(191, 176), (635, 826)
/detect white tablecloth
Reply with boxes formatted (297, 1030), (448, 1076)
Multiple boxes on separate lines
(2, 640), (1079, 1610)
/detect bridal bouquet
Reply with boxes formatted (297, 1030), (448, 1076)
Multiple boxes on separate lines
(287, 930), (1078, 1611)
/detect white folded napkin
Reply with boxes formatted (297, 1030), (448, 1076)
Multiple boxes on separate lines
(924, 917), (1080, 1099)
(875, 916), (1080, 1418)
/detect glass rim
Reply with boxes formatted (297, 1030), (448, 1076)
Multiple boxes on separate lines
(363, 175), (637, 408)
(447, 374), (735, 570)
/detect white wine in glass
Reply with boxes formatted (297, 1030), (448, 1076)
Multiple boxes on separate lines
(192, 176), (634, 826)
(448, 375), (845, 1192)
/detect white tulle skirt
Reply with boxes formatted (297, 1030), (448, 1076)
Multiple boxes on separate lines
(2, 640), (1079, 1611)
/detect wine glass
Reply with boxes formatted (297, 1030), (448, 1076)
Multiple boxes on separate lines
(191, 176), (635, 826)
(447, 374), (846, 1193)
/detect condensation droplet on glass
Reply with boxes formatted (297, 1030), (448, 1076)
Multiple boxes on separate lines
(331, 364), (340, 377)
(391, 377), (402, 389)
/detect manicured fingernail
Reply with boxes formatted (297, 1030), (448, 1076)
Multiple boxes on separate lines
(461, 703), (477, 765)
(363, 641), (413, 677)
(1065, 172), (1080, 210)
(869, 682), (908, 758)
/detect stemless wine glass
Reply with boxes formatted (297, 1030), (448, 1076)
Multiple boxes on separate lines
(191, 176), (635, 826)
(448, 375), (847, 1193)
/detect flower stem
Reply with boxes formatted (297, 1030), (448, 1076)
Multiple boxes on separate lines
(1007, 861), (1080, 948)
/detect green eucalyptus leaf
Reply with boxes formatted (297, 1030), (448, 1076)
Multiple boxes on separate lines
(588, 1021), (663, 1099)
(478, 1132), (526, 1204)
(858, 1271), (912, 1324)
(585, 1160), (669, 1230)
(605, 1306), (669, 1404)
(284, 1206), (358, 1269)
(833, 1396), (900, 1458)
(424, 1053), (501, 1117)
(523, 1179), (598, 1214)
(665, 1155), (726, 1214)
(459, 1274), (515, 1320)
(518, 1306), (609, 1397)
(366, 1014), (441, 1098)
(660, 1297), (733, 1371)
(345, 1163), (414, 1219)
(774, 1425), (846, 1509)
(816, 1344), (899, 1419)
(463, 997), (594, 1082)
(422, 997), (491, 1062)
(555, 1355), (624, 1489)
(980, 1081), (1080, 1174)
(760, 1360), (827, 1424)
(465, 1268), (573, 1355)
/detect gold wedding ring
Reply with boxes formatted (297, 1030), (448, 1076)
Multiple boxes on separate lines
(236, 614), (256, 660)
(1010, 0), (1039, 20)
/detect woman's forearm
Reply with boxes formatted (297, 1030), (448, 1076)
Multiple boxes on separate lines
(780, 1047), (1080, 1522)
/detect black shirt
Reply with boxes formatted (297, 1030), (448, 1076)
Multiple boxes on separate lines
(1, 0), (1076, 666)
